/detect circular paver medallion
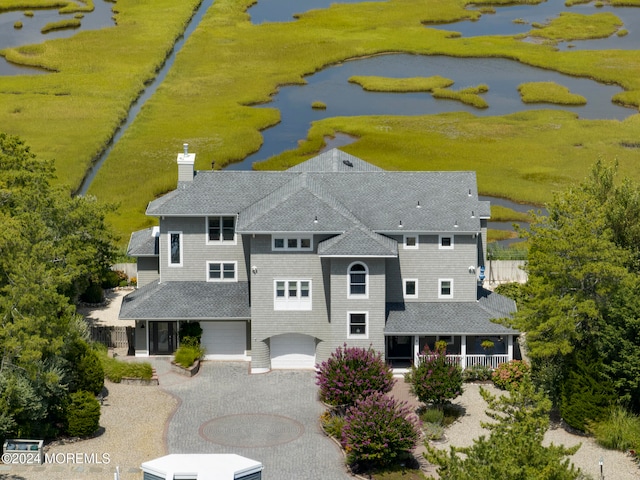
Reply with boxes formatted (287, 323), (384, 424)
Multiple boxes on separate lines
(199, 414), (305, 448)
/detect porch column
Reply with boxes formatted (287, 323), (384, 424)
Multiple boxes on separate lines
(413, 336), (420, 365)
(460, 335), (467, 370)
(507, 335), (514, 361)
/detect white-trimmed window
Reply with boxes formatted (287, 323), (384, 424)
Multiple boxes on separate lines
(348, 262), (368, 298)
(274, 280), (312, 310)
(404, 279), (418, 299)
(439, 235), (454, 250)
(272, 235), (312, 251)
(403, 234), (418, 249)
(207, 216), (236, 244)
(439, 279), (453, 298)
(207, 261), (237, 282)
(168, 231), (183, 267)
(348, 312), (368, 338)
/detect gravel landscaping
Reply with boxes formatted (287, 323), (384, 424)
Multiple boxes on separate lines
(0, 381), (176, 480)
(392, 380), (639, 480)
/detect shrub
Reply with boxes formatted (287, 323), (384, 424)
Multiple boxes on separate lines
(341, 392), (420, 469)
(174, 340), (205, 368)
(591, 406), (640, 452)
(65, 340), (104, 395)
(81, 283), (104, 303)
(462, 364), (493, 382)
(102, 270), (127, 288)
(320, 410), (346, 439)
(316, 344), (394, 408)
(422, 422), (445, 441)
(408, 345), (463, 406)
(560, 349), (615, 432)
(66, 391), (100, 437)
(492, 360), (530, 390)
(98, 348), (153, 383)
(179, 321), (203, 344)
(420, 407), (444, 425)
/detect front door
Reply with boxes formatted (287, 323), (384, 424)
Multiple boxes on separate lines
(151, 321), (175, 355)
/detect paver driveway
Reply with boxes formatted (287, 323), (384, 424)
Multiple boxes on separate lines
(154, 359), (353, 480)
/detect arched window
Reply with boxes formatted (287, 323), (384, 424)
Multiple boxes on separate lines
(348, 262), (368, 297)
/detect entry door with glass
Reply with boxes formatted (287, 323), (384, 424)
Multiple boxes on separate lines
(151, 322), (175, 354)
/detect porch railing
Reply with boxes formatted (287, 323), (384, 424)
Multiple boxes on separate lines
(417, 354), (510, 370)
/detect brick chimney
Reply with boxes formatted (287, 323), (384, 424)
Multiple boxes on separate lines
(177, 143), (195, 183)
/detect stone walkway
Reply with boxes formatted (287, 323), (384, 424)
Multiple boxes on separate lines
(161, 360), (352, 480)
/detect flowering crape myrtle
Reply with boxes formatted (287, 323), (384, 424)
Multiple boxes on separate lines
(316, 344), (395, 408)
(341, 392), (420, 468)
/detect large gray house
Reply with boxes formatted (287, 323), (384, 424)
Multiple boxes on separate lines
(120, 146), (519, 373)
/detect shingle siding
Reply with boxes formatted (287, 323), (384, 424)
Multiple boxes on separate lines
(328, 258), (386, 358)
(249, 234), (330, 345)
(159, 217), (248, 283)
(137, 257), (159, 288)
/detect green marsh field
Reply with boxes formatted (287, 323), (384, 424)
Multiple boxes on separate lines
(1, 0), (640, 245)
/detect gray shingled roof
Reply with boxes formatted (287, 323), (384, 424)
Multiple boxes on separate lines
(385, 289), (518, 335)
(238, 173), (367, 233)
(119, 281), (250, 320)
(287, 149), (384, 172)
(146, 149), (490, 233)
(318, 227), (398, 257)
(127, 227), (159, 257)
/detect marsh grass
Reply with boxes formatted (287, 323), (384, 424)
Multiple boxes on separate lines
(528, 12), (622, 41)
(256, 111), (640, 206)
(41, 18), (81, 33)
(488, 229), (518, 242)
(431, 84), (489, 109)
(2, 0), (640, 243)
(13, 21), (22, 28)
(349, 75), (453, 92)
(311, 101), (327, 109)
(490, 205), (532, 222)
(518, 81), (587, 105)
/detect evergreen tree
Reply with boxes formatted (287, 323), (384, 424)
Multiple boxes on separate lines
(0, 133), (116, 440)
(425, 377), (584, 480)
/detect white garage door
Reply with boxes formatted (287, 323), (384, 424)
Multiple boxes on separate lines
(200, 322), (247, 360)
(270, 333), (316, 369)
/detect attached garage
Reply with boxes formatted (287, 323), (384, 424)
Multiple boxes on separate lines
(270, 333), (316, 369)
(200, 321), (247, 360)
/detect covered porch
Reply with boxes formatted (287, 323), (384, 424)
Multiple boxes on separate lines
(385, 334), (519, 370)
(385, 288), (519, 371)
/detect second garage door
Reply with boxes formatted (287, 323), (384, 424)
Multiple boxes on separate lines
(200, 321), (247, 360)
(270, 333), (316, 369)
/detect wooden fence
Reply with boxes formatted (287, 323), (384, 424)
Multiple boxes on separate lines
(91, 326), (134, 352)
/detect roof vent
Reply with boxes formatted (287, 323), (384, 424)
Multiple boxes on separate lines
(343, 160), (353, 168)
(183, 143), (189, 155)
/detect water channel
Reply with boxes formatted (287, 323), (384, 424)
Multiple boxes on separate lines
(0, 0), (115, 75)
(0, 0), (637, 231)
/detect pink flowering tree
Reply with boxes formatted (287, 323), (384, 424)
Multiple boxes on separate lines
(341, 392), (420, 469)
(316, 344), (395, 409)
(408, 344), (463, 406)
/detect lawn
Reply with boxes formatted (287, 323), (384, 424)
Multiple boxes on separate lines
(1, 0), (640, 245)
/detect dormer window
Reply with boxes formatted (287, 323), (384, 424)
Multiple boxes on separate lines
(207, 216), (236, 244)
